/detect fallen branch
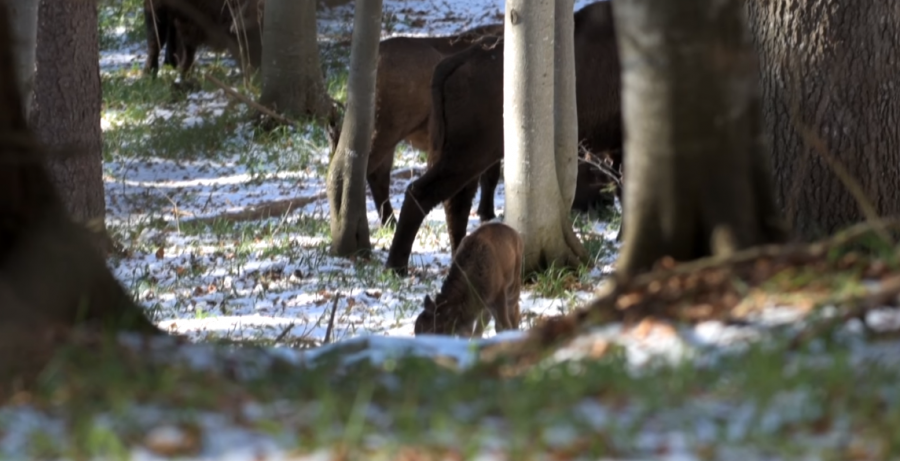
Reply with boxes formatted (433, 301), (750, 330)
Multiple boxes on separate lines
(205, 74), (297, 127)
(179, 192), (327, 226)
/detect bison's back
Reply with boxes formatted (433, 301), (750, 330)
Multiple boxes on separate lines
(573, 1), (622, 152)
(429, 40), (505, 167)
(454, 222), (522, 288)
(375, 37), (448, 152)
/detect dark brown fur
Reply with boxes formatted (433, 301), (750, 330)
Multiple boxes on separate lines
(144, 0), (264, 80)
(366, 24), (504, 226)
(388, 1), (622, 272)
(414, 222), (523, 338)
(143, 0), (180, 75)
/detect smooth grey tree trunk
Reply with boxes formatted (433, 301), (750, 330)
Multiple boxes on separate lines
(7, 0), (38, 118)
(614, 0), (787, 277)
(258, 0), (331, 120)
(326, 0), (382, 257)
(503, 0), (587, 274)
(554, 0), (578, 210)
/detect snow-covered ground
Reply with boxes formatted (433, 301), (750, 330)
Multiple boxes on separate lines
(102, 0), (621, 345)
(3, 1), (899, 459)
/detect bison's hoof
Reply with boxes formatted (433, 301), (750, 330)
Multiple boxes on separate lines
(385, 261), (408, 277)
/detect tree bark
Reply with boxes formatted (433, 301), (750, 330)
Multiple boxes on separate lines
(747, 1), (900, 239)
(326, 0), (381, 257)
(0, 2), (160, 382)
(29, 0), (105, 233)
(258, 0), (333, 120)
(503, 0), (587, 274)
(554, 0), (578, 210)
(614, 0), (788, 277)
(6, 0), (38, 118)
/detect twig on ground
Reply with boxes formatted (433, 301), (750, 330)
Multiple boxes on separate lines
(178, 192), (327, 226)
(274, 323), (295, 344)
(324, 293), (342, 345)
(205, 74), (297, 127)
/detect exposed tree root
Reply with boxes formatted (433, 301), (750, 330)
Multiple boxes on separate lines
(478, 218), (900, 375)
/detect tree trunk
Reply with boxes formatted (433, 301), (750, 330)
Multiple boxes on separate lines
(29, 0), (105, 234)
(0, 2), (160, 381)
(6, 0), (38, 118)
(258, 0), (333, 120)
(503, 0), (587, 274)
(554, 0), (578, 210)
(747, 1), (900, 239)
(325, 0), (381, 257)
(614, 0), (788, 277)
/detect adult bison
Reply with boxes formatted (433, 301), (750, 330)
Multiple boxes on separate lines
(143, 0), (180, 76)
(142, 0), (264, 80)
(366, 23), (616, 227)
(364, 24), (504, 226)
(386, 1), (622, 273)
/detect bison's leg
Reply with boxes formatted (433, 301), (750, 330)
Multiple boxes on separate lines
(143, 4), (163, 76)
(367, 159), (396, 227)
(506, 284), (521, 329)
(490, 291), (515, 332)
(387, 168), (485, 273)
(178, 39), (198, 82)
(163, 10), (180, 68)
(473, 310), (491, 338)
(387, 146), (499, 273)
(476, 161), (501, 222)
(443, 180), (479, 254)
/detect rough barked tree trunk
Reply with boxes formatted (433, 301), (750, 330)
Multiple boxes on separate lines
(747, 1), (900, 239)
(6, 0), (38, 117)
(326, 0), (381, 257)
(503, 0), (587, 274)
(258, 0), (333, 121)
(0, 2), (161, 381)
(614, 0), (788, 277)
(30, 0), (106, 234)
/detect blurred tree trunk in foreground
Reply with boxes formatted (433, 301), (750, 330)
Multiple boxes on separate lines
(6, 0), (38, 117)
(614, 0), (788, 276)
(29, 0), (107, 247)
(748, 0), (900, 239)
(0, 2), (160, 385)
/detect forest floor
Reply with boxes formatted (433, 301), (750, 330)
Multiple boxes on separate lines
(2, 0), (900, 459)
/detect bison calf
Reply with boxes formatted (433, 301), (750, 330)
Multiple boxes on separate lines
(414, 222), (523, 338)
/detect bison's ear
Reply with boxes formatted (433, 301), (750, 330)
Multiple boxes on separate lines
(423, 295), (436, 311)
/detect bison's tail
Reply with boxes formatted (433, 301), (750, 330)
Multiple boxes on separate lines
(428, 36), (501, 160)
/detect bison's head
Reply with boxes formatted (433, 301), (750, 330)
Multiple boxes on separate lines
(414, 295), (475, 337)
(413, 295), (441, 335)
